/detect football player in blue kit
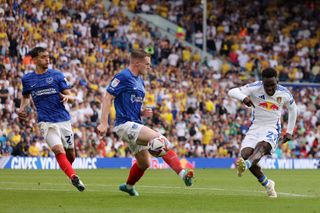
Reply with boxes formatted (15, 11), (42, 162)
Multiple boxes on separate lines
(97, 49), (194, 196)
(18, 47), (85, 191)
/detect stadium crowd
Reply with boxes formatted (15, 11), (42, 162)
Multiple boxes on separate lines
(128, 0), (320, 82)
(0, 0), (319, 159)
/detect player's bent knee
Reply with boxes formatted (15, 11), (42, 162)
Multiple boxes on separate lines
(51, 145), (66, 155)
(256, 142), (272, 155)
(135, 150), (151, 169)
(137, 161), (150, 170)
(241, 148), (253, 160)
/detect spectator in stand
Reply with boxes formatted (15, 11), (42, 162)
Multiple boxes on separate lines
(0, 0), (318, 159)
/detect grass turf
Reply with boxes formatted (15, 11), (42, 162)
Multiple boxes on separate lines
(0, 169), (319, 213)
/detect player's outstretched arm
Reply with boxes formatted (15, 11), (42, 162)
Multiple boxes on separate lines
(97, 92), (114, 136)
(60, 89), (77, 103)
(18, 94), (31, 121)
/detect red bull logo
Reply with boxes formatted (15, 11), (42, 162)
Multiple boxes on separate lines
(259, 102), (279, 111)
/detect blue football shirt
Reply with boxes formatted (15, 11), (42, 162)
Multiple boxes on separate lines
(107, 68), (145, 126)
(22, 69), (71, 123)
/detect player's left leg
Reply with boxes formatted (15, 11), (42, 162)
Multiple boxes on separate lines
(47, 130), (85, 192)
(249, 163), (277, 198)
(137, 125), (194, 186)
(59, 121), (85, 191)
(40, 121), (84, 192)
(237, 141), (272, 174)
(162, 149), (194, 186)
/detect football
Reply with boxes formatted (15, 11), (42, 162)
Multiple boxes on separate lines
(148, 136), (169, 157)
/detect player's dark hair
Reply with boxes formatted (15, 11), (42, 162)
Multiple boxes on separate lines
(28, 47), (47, 58)
(262, 68), (277, 79)
(130, 49), (149, 60)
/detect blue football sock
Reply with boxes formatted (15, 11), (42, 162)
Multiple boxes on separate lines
(258, 175), (269, 187)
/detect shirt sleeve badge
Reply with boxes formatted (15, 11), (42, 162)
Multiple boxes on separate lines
(111, 78), (120, 87)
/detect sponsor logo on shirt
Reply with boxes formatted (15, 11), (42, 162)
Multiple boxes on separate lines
(31, 88), (58, 98)
(259, 101), (279, 111)
(130, 94), (144, 103)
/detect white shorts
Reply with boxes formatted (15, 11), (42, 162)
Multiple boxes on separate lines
(113, 121), (147, 155)
(241, 125), (280, 153)
(39, 121), (74, 149)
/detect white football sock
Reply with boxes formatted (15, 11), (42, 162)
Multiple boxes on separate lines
(179, 169), (186, 179)
(126, 184), (133, 190)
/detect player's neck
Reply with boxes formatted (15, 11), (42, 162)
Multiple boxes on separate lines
(128, 65), (139, 77)
(35, 67), (48, 75)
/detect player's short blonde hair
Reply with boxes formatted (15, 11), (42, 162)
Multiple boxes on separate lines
(130, 49), (149, 61)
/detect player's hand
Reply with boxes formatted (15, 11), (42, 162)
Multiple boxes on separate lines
(280, 133), (293, 144)
(141, 107), (153, 118)
(243, 97), (255, 108)
(17, 109), (28, 121)
(97, 123), (109, 136)
(60, 93), (69, 102)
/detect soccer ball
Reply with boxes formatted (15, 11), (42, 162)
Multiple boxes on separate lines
(148, 136), (169, 157)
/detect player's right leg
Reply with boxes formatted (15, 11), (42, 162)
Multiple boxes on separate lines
(137, 125), (194, 186)
(119, 150), (150, 196)
(60, 121), (76, 165)
(240, 144), (277, 198)
(115, 122), (194, 189)
(247, 141), (272, 166)
(65, 148), (76, 164)
(46, 128), (85, 192)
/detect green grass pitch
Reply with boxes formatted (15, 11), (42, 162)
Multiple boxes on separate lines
(0, 169), (319, 213)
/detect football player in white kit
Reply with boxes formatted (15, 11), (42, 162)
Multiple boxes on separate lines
(228, 68), (298, 198)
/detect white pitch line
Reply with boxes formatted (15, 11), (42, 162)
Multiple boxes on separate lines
(128, 185), (313, 198)
(0, 186), (197, 196)
(0, 186), (117, 193)
(0, 187), (72, 192)
(0, 181), (314, 198)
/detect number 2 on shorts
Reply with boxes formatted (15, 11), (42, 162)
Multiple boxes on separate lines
(65, 134), (73, 145)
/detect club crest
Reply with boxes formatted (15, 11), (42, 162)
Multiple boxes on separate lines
(277, 97), (282, 104)
(46, 77), (53, 84)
